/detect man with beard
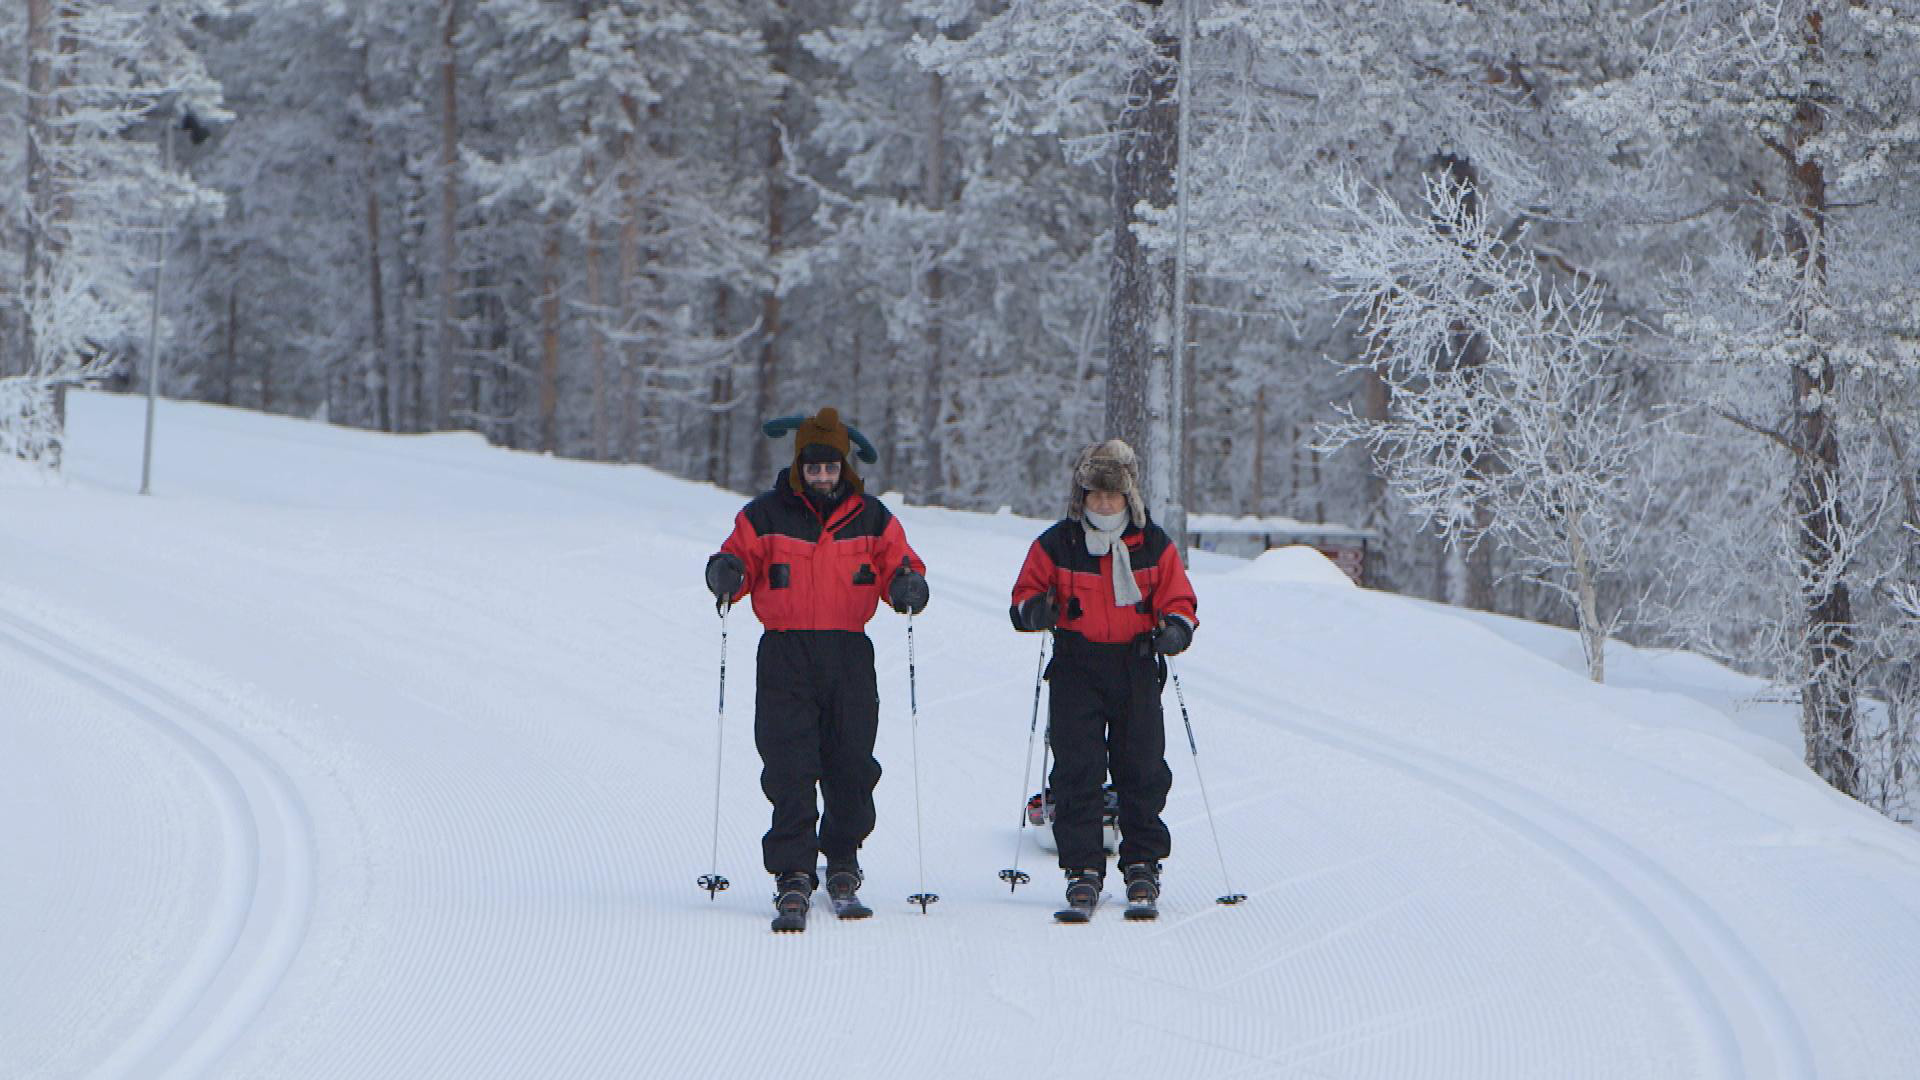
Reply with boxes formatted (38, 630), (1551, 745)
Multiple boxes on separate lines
(705, 408), (929, 931)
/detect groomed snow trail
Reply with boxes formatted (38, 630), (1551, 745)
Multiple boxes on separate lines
(1186, 662), (1814, 1080)
(6, 393), (1920, 1079)
(0, 602), (314, 1079)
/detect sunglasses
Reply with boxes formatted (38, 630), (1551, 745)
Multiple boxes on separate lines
(802, 461), (842, 477)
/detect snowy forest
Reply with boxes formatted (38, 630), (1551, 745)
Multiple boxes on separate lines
(3, 1), (1918, 813)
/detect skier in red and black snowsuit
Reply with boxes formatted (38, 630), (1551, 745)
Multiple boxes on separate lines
(1010, 439), (1197, 914)
(705, 408), (928, 927)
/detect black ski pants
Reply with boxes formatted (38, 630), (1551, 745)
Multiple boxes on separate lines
(754, 629), (883, 879)
(1047, 632), (1172, 875)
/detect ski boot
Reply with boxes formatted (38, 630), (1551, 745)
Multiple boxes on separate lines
(824, 861), (872, 920)
(1054, 868), (1102, 923)
(1122, 861), (1160, 921)
(771, 871), (813, 933)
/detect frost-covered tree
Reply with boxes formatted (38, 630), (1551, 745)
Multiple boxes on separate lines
(802, 0), (1111, 507)
(1569, 0), (1920, 795)
(1314, 175), (1660, 682)
(463, 0), (771, 459)
(917, 0), (1191, 523)
(2, 0), (224, 465)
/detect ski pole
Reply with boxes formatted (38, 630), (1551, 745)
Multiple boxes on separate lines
(1169, 663), (1246, 905)
(697, 608), (731, 899)
(1000, 637), (1049, 891)
(906, 615), (939, 912)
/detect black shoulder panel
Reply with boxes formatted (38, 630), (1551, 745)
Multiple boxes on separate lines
(742, 488), (820, 543)
(740, 490), (895, 544)
(1133, 523), (1173, 566)
(1036, 519), (1095, 574)
(1038, 518), (1169, 572)
(829, 495), (895, 541)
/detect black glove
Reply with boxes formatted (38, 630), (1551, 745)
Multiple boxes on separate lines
(1151, 615), (1192, 656)
(705, 553), (745, 609)
(888, 565), (930, 615)
(1015, 591), (1058, 632)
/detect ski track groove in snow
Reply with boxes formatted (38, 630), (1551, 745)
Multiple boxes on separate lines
(0, 608), (316, 1080)
(0, 638), (209, 1077)
(1182, 660), (1817, 1080)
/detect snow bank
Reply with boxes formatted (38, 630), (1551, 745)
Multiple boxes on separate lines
(1230, 543), (1358, 587)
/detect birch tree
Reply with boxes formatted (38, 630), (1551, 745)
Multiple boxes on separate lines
(1313, 175), (1661, 682)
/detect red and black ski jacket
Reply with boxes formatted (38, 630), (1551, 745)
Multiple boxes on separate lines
(1010, 518), (1198, 645)
(718, 471), (926, 632)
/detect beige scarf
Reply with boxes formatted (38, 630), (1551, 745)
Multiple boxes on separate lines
(1082, 509), (1142, 607)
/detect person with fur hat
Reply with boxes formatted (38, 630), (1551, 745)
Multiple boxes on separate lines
(1008, 438), (1197, 917)
(704, 407), (929, 931)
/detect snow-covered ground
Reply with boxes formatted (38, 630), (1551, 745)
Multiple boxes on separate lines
(7, 392), (1920, 1080)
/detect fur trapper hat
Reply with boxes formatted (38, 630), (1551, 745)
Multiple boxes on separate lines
(788, 407), (862, 494)
(1068, 438), (1146, 527)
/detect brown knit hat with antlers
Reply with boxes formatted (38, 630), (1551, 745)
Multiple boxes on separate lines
(788, 407), (862, 494)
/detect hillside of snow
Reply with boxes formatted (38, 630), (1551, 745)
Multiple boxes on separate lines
(6, 393), (1920, 1080)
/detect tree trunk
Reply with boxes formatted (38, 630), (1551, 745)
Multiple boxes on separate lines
(1290, 418), (1302, 513)
(1434, 154), (1496, 610)
(224, 286), (238, 406)
(1105, 26), (1179, 515)
(749, 8), (790, 485)
(434, 0), (460, 430)
(361, 47), (391, 432)
(708, 285), (736, 487)
(616, 95), (643, 463)
(538, 214), (562, 453)
(405, 187), (428, 433)
(918, 70), (947, 504)
(1248, 384), (1267, 515)
(1782, 12), (1857, 796)
(20, 0), (54, 380)
(586, 213), (607, 460)
(1566, 503), (1606, 682)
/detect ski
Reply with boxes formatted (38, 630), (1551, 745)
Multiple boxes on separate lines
(1123, 898), (1158, 921)
(822, 867), (872, 920)
(828, 892), (873, 920)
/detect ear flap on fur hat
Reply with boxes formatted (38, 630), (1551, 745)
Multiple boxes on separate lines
(1067, 439), (1146, 527)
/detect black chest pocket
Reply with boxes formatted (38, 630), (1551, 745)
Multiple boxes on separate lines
(769, 563), (792, 589)
(852, 563), (876, 585)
